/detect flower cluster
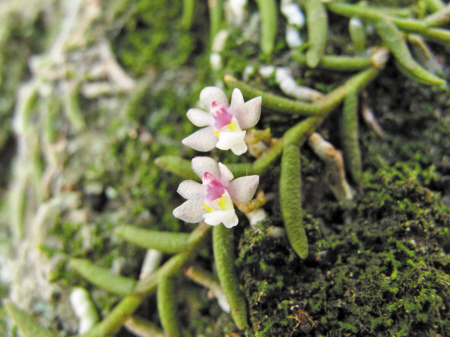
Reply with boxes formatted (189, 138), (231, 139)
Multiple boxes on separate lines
(173, 157), (259, 228)
(182, 87), (262, 155)
(173, 87), (262, 228)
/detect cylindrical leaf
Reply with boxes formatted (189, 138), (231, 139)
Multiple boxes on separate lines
(158, 276), (183, 337)
(305, 0), (328, 68)
(154, 156), (200, 181)
(4, 300), (58, 337)
(69, 258), (136, 296)
(340, 89), (362, 184)
(256, 0), (278, 55)
(280, 143), (308, 259)
(213, 224), (249, 329)
(116, 225), (190, 253)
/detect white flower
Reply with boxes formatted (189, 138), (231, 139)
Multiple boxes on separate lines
(182, 87), (262, 156)
(173, 157), (259, 228)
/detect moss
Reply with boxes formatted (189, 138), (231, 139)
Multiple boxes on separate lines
(0, 9), (48, 186)
(235, 68), (450, 336)
(113, 0), (205, 76)
(237, 161), (450, 336)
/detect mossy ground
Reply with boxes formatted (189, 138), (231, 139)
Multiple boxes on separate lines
(235, 66), (450, 336)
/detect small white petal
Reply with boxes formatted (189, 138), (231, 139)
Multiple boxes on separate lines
(182, 126), (218, 152)
(235, 96), (261, 129)
(177, 180), (204, 200)
(192, 157), (221, 180)
(173, 199), (207, 223)
(218, 163), (234, 185)
(203, 209), (237, 227)
(229, 88), (245, 115)
(216, 131), (246, 150)
(200, 87), (229, 111)
(187, 108), (213, 127)
(223, 212), (239, 228)
(227, 175), (259, 203)
(231, 141), (248, 156)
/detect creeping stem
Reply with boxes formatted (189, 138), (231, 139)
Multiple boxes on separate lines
(213, 224), (249, 329)
(225, 67), (380, 117)
(280, 143), (308, 259)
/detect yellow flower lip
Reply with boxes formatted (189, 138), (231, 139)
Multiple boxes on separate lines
(203, 192), (234, 213)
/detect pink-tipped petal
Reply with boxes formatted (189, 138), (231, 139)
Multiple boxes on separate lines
(182, 126), (218, 152)
(218, 163), (234, 185)
(235, 96), (262, 129)
(177, 180), (204, 200)
(200, 87), (229, 110)
(192, 157), (221, 181)
(203, 209), (237, 226)
(227, 175), (259, 203)
(187, 108), (214, 127)
(173, 199), (208, 223)
(229, 88), (245, 115)
(216, 131), (246, 151)
(231, 141), (248, 156)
